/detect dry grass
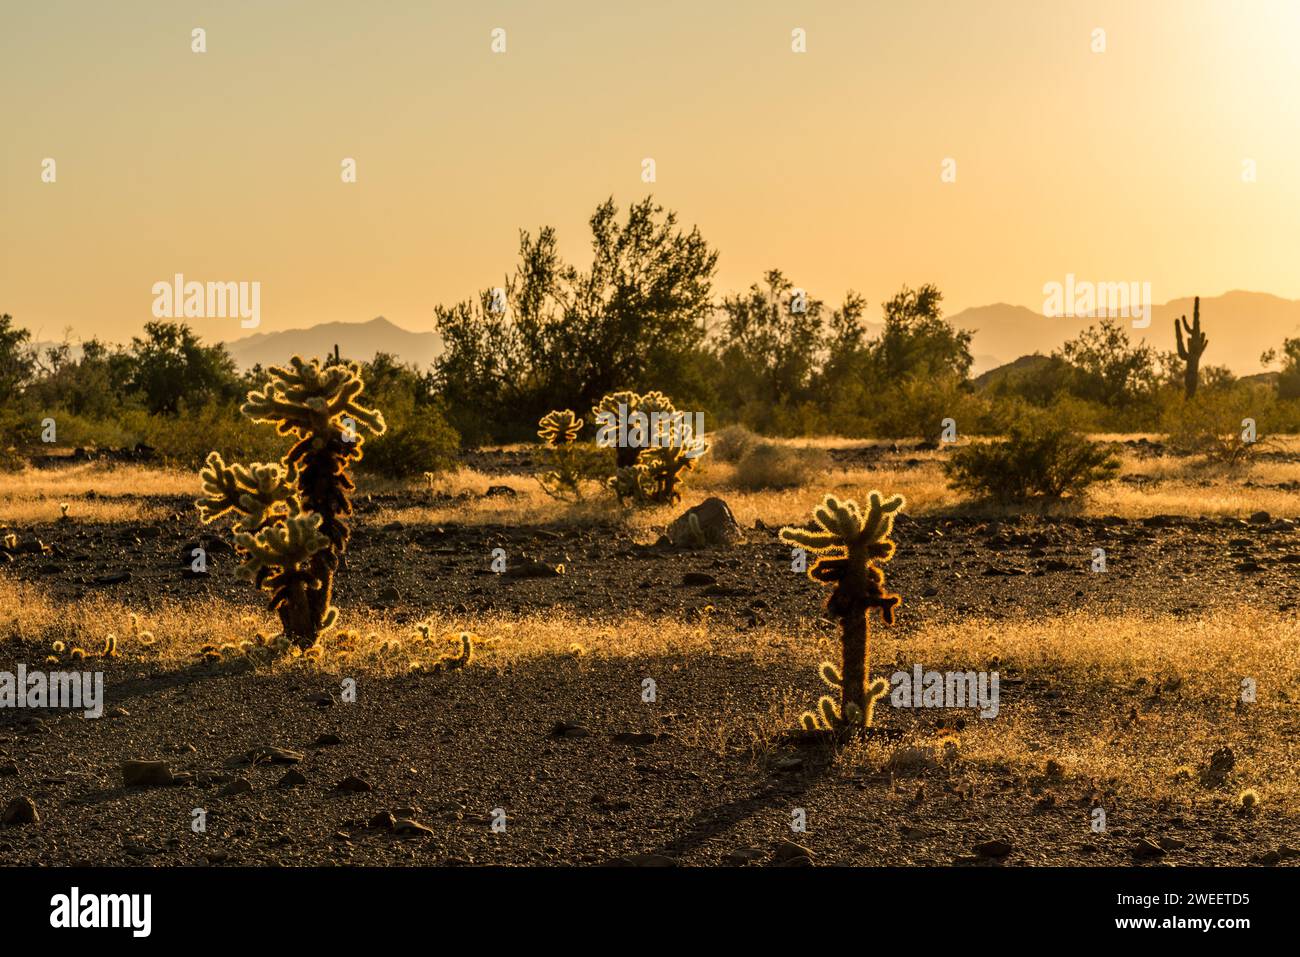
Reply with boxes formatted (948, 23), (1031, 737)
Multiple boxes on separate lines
(3, 434), (1297, 529)
(2, 573), (1295, 809)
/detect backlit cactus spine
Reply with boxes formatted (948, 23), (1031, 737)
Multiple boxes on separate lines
(196, 356), (385, 649)
(591, 389), (705, 505)
(537, 409), (585, 501)
(780, 492), (904, 729)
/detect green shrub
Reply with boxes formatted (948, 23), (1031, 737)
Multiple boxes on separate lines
(359, 405), (459, 478)
(944, 417), (1119, 502)
(709, 423), (760, 463)
(732, 441), (829, 490)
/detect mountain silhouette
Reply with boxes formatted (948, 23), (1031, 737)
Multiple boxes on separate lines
(949, 291), (1300, 376)
(220, 316), (443, 370)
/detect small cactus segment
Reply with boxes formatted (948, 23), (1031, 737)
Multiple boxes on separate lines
(781, 492), (905, 729)
(591, 389), (706, 505)
(1174, 296), (1209, 399)
(538, 409), (583, 446)
(197, 356), (385, 650)
(536, 410), (586, 501)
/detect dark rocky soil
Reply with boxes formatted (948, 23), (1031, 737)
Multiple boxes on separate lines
(1, 459), (1298, 867)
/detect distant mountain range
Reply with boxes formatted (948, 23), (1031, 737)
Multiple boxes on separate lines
(29, 292), (1300, 378)
(950, 291), (1300, 376)
(219, 317), (443, 370)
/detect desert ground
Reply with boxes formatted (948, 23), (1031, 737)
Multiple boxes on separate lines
(0, 437), (1297, 867)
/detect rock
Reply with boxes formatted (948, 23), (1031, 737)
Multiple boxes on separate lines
(1249, 511), (1271, 524)
(502, 559), (563, 579)
(617, 853), (677, 867)
(0, 762), (17, 776)
(1203, 746), (1235, 786)
(370, 811), (396, 830)
(382, 520), (405, 532)
(612, 732), (658, 747)
(550, 720), (591, 739)
(667, 497), (744, 548)
(1, 796), (39, 825)
(680, 572), (717, 586)
(314, 733), (343, 747)
(376, 585), (401, 603)
(725, 847), (766, 866)
(974, 839), (1014, 859)
(219, 778), (253, 797)
(121, 760), (174, 787)
(1156, 836), (1185, 851)
(773, 756), (804, 772)
(276, 768), (307, 789)
(335, 775), (372, 793)
(483, 485), (518, 498)
(393, 818), (434, 837)
(239, 746), (305, 766)
(1131, 838), (1167, 859)
(771, 839), (814, 866)
(92, 571), (131, 586)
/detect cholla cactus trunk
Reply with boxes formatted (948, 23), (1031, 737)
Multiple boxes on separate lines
(199, 356), (385, 650)
(780, 492), (904, 729)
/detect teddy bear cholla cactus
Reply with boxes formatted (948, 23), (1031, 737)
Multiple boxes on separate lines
(780, 492), (904, 730)
(536, 409), (585, 501)
(197, 357), (385, 650)
(591, 390), (706, 505)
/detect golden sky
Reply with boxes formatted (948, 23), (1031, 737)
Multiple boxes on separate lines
(3, 0), (1299, 345)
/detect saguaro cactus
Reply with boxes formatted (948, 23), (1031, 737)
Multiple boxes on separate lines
(1175, 296), (1208, 399)
(780, 492), (905, 729)
(197, 357), (385, 649)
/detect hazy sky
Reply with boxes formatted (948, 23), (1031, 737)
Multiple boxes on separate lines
(3, 0), (1299, 345)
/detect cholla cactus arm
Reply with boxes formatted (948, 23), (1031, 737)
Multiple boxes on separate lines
(243, 357), (386, 443)
(781, 491), (906, 729)
(538, 409), (583, 446)
(196, 452), (255, 525)
(234, 513), (329, 580)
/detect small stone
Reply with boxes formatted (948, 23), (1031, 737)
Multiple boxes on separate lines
(1, 796), (39, 825)
(335, 775), (372, 793)
(771, 839), (814, 866)
(241, 746), (305, 765)
(725, 847), (766, 866)
(974, 839), (1014, 859)
(618, 853), (677, 867)
(1132, 837), (1167, 859)
(219, 778), (253, 797)
(612, 732), (658, 747)
(276, 768), (307, 789)
(393, 818), (434, 837)
(550, 720), (591, 739)
(1249, 511), (1271, 524)
(314, 733), (343, 746)
(773, 756), (804, 772)
(680, 572), (717, 586)
(121, 760), (174, 787)
(370, 811), (396, 830)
